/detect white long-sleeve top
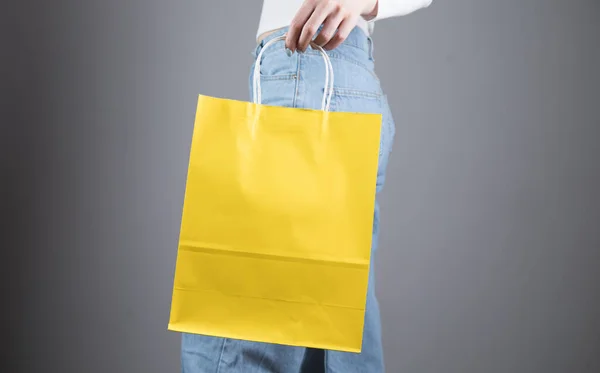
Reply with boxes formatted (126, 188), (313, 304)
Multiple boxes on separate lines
(257, 0), (433, 40)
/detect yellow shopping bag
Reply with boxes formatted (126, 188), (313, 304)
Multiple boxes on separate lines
(168, 36), (382, 353)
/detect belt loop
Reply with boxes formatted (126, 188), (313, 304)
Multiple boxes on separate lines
(367, 36), (375, 61)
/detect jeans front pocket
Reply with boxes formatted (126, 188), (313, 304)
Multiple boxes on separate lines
(249, 57), (298, 108)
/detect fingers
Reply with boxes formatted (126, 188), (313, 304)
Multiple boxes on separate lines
(285, 1), (315, 53)
(312, 7), (346, 47)
(286, 0), (360, 53)
(322, 15), (357, 51)
(297, 1), (336, 52)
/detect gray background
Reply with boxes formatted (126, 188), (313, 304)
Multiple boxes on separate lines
(3, 0), (599, 372)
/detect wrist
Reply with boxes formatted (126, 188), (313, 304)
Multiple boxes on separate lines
(361, 0), (378, 20)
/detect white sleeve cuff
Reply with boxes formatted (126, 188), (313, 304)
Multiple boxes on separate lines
(374, 0), (433, 21)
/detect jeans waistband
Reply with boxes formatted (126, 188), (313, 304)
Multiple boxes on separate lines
(253, 26), (374, 59)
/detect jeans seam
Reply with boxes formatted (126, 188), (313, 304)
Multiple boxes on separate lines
(331, 87), (382, 99)
(259, 73), (297, 81)
(379, 97), (385, 156)
(216, 338), (228, 373)
(293, 54), (302, 108)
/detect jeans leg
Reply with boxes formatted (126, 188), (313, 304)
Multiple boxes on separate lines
(181, 334), (308, 373)
(324, 202), (385, 373)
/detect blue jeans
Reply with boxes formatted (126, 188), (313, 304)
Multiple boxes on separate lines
(181, 27), (395, 373)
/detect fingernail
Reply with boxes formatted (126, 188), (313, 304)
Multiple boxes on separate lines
(285, 48), (292, 57)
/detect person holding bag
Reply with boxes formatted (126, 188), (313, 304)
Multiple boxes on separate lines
(175, 1), (433, 372)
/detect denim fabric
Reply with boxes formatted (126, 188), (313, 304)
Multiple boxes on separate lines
(181, 26), (395, 373)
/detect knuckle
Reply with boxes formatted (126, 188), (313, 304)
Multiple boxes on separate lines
(320, 31), (332, 40)
(305, 24), (317, 35)
(333, 33), (345, 43)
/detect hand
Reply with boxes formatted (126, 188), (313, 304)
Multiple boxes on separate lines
(285, 0), (378, 53)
